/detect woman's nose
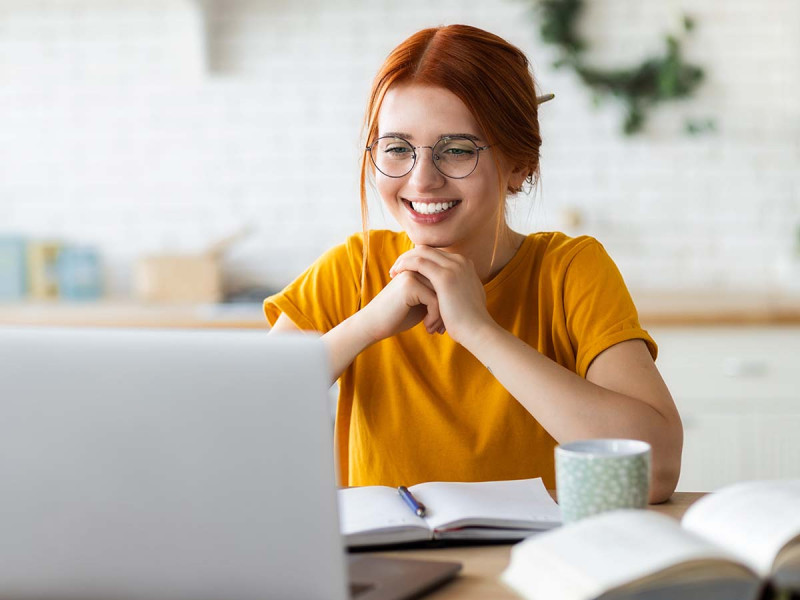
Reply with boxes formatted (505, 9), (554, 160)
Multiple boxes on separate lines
(408, 148), (445, 190)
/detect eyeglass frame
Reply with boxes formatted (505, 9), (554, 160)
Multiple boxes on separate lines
(365, 135), (492, 180)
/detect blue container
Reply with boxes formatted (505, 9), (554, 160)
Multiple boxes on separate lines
(57, 246), (103, 301)
(0, 236), (28, 300)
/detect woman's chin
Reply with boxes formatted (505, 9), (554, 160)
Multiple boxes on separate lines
(405, 232), (452, 249)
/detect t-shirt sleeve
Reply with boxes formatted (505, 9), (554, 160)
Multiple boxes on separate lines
(563, 240), (657, 377)
(263, 235), (363, 333)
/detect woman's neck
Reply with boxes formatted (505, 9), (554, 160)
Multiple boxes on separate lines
(441, 228), (525, 283)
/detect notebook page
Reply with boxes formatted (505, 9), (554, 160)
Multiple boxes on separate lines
(502, 510), (747, 600)
(410, 478), (561, 531)
(338, 486), (428, 537)
(682, 480), (800, 577)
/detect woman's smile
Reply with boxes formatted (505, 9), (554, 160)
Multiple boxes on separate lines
(403, 198), (462, 222)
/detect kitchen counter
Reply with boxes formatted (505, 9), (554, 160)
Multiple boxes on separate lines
(0, 300), (269, 329)
(633, 290), (800, 327)
(1, 290), (799, 329)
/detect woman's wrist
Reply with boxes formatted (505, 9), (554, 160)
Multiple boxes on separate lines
(334, 311), (378, 354)
(454, 316), (505, 355)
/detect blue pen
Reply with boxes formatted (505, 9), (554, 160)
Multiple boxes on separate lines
(398, 486), (426, 517)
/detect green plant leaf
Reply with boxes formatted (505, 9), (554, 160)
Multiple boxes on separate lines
(530, 0), (711, 135)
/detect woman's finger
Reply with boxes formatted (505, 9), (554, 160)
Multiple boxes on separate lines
(396, 271), (441, 326)
(392, 255), (446, 289)
(390, 245), (457, 277)
(410, 271), (436, 292)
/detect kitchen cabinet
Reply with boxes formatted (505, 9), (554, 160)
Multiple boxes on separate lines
(649, 326), (800, 492)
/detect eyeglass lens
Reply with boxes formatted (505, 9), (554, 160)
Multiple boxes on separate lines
(369, 137), (481, 179)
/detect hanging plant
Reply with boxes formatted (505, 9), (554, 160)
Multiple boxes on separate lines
(533, 0), (714, 135)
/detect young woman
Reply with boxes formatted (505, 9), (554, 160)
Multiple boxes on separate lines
(265, 24), (682, 503)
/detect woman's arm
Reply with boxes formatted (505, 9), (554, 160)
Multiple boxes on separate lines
(391, 245), (683, 503)
(268, 313), (302, 333)
(268, 269), (444, 385)
(464, 326), (682, 503)
(268, 313), (371, 384)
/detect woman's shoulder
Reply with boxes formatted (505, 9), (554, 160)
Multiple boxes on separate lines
(524, 232), (628, 296)
(525, 231), (604, 263)
(521, 232), (623, 285)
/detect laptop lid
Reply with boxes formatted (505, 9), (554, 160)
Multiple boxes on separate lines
(0, 327), (348, 600)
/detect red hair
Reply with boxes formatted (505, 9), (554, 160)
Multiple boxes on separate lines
(358, 25), (543, 291)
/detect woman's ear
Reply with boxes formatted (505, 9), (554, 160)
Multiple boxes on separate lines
(507, 165), (530, 193)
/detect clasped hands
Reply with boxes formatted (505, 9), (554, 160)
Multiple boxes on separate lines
(359, 245), (494, 348)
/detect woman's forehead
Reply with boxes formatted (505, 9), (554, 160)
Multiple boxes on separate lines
(377, 83), (482, 139)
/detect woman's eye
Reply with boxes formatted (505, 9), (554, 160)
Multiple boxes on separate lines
(440, 145), (475, 159)
(384, 146), (412, 159)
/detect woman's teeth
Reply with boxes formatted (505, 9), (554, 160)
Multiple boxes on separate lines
(410, 201), (458, 215)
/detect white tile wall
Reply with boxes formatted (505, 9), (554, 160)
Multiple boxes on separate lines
(0, 0), (798, 296)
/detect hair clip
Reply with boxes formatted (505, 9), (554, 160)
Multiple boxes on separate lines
(536, 93), (555, 105)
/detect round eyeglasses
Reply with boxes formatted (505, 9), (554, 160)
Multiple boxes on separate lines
(366, 135), (491, 179)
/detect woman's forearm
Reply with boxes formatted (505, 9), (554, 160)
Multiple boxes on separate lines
(462, 322), (683, 503)
(320, 312), (376, 385)
(268, 311), (375, 387)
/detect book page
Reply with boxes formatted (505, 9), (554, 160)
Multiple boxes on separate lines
(773, 541), (800, 592)
(338, 486), (429, 540)
(502, 510), (750, 600)
(410, 478), (561, 532)
(682, 480), (800, 578)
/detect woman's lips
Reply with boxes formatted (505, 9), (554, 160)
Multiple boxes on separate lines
(402, 199), (461, 223)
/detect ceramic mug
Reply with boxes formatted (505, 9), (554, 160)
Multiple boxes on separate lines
(555, 438), (651, 523)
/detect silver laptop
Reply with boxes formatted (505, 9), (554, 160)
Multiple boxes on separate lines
(0, 327), (459, 600)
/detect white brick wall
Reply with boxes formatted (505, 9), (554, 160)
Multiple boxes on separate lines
(0, 0), (798, 296)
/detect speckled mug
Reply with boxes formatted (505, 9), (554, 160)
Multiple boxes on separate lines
(555, 439), (651, 524)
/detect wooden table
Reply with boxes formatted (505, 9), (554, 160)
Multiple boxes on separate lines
(369, 492), (705, 599)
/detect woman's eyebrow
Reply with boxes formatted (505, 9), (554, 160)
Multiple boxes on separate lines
(442, 133), (480, 141)
(381, 131), (413, 139)
(380, 132), (481, 141)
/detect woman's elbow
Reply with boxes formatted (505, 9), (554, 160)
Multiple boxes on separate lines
(649, 461), (681, 504)
(649, 419), (684, 504)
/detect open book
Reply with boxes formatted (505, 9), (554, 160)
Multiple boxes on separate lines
(502, 479), (800, 600)
(338, 477), (561, 548)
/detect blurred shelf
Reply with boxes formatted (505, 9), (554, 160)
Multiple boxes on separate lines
(633, 290), (800, 327)
(1, 290), (799, 329)
(0, 300), (268, 330)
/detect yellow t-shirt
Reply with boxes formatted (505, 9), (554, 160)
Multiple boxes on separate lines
(264, 230), (656, 489)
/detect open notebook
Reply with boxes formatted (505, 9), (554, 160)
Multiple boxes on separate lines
(340, 477), (561, 548)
